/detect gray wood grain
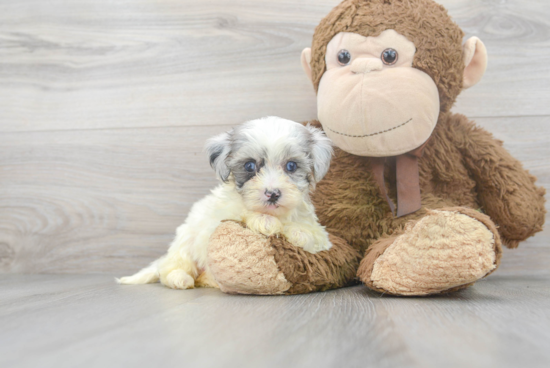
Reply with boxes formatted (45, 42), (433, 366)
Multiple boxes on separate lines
(0, 270), (549, 368)
(0, 125), (221, 273)
(1, 1), (549, 366)
(0, 0), (549, 134)
(0, 115), (548, 274)
(0, 1), (549, 274)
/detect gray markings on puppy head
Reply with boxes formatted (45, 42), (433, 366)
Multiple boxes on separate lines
(226, 123), (264, 189)
(205, 129), (233, 182)
(281, 123), (333, 191)
(205, 117), (333, 188)
(304, 124), (333, 183)
(230, 158), (259, 189)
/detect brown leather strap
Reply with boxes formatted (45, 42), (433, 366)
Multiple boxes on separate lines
(371, 137), (430, 217)
(371, 157), (396, 216)
(396, 154), (421, 217)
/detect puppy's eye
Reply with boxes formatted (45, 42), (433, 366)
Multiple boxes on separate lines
(285, 161), (297, 172)
(337, 49), (351, 65)
(244, 161), (256, 172)
(381, 48), (398, 65)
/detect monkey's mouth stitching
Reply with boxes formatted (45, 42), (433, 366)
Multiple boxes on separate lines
(327, 118), (413, 138)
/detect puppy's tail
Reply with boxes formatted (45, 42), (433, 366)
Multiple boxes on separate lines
(116, 261), (159, 285)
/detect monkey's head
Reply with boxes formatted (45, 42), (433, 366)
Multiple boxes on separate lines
(301, 0), (487, 157)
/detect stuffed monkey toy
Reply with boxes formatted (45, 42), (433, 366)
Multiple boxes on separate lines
(207, 0), (546, 296)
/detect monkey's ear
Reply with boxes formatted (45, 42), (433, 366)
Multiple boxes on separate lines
(462, 37), (488, 89)
(205, 130), (232, 182)
(301, 48), (313, 83)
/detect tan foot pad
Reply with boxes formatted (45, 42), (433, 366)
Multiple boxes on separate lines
(371, 210), (499, 296)
(208, 221), (292, 295)
(208, 220), (360, 295)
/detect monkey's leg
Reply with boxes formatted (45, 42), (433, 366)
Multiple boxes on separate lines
(207, 220), (360, 295)
(357, 207), (502, 296)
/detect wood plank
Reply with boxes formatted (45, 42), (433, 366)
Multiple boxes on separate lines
(0, 0), (549, 133)
(0, 116), (548, 274)
(0, 125), (223, 274)
(0, 273), (549, 368)
(0, 0), (325, 133)
(448, 0), (550, 117)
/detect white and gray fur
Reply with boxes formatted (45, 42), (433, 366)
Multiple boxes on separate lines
(118, 116), (333, 290)
(207, 116), (332, 191)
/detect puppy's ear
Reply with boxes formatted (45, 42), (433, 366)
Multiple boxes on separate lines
(306, 125), (333, 182)
(205, 129), (232, 182)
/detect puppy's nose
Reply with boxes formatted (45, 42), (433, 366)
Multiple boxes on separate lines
(265, 189), (281, 203)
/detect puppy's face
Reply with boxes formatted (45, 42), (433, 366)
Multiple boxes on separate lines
(206, 117), (333, 216)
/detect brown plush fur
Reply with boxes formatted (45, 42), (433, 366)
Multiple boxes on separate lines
(206, 0), (545, 296)
(356, 207), (503, 295)
(310, 0), (465, 112)
(271, 233), (361, 295)
(307, 0), (545, 253)
(208, 221), (361, 295)
(311, 113), (546, 255)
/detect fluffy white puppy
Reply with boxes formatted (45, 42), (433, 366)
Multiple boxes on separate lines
(118, 116), (333, 289)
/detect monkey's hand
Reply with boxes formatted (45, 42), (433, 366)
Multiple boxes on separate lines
(452, 114), (546, 248)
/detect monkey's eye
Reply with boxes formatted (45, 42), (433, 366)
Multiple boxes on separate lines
(285, 161), (297, 173)
(381, 48), (398, 65)
(337, 49), (351, 65)
(244, 161), (256, 173)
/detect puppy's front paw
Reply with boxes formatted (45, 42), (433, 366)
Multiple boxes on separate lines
(284, 227), (313, 249)
(245, 214), (283, 236)
(283, 225), (332, 254)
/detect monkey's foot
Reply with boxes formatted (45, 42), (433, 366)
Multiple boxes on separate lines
(208, 221), (292, 295)
(207, 220), (360, 295)
(357, 208), (502, 296)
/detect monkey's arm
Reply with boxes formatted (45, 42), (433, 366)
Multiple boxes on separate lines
(449, 114), (546, 248)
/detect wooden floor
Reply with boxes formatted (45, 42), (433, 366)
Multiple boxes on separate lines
(1, 0), (550, 367)
(2, 248), (550, 368)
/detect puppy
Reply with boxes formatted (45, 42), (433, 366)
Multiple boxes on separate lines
(118, 116), (333, 289)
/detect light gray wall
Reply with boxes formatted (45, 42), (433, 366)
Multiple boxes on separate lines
(0, 0), (548, 274)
